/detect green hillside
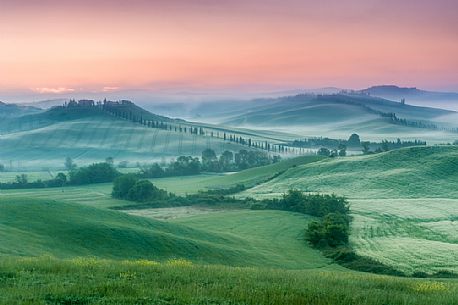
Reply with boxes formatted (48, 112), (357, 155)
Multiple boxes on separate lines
(242, 145), (458, 199)
(224, 94), (453, 126)
(234, 146), (458, 274)
(222, 94), (458, 143)
(0, 197), (330, 269)
(0, 112), (265, 170)
(0, 101), (41, 119)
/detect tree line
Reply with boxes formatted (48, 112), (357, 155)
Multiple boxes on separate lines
(293, 133), (426, 156)
(0, 148), (280, 190)
(139, 149), (281, 178)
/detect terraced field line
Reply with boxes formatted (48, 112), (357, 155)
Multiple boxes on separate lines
(109, 121), (125, 150)
(88, 119), (107, 147)
(191, 133), (197, 155)
(136, 124), (149, 151)
(100, 119), (116, 147)
(122, 124), (135, 151)
(178, 133), (183, 155)
(73, 121), (90, 146)
(164, 130), (171, 152)
(150, 128), (159, 153)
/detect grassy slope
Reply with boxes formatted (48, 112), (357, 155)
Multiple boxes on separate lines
(242, 146), (458, 199)
(0, 114), (261, 170)
(1, 257), (457, 305)
(172, 210), (332, 269)
(222, 94), (458, 143)
(237, 146), (458, 274)
(0, 197), (330, 270)
(149, 155), (325, 193)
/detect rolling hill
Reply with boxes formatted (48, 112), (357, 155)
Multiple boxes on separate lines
(242, 145), (458, 199)
(360, 85), (458, 111)
(0, 197), (330, 269)
(218, 94), (458, 143)
(233, 145), (458, 274)
(0, 103), (291, 170)
(0, 101), (42, 118)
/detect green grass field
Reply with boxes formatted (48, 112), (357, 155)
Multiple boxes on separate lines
(226, 146), (458, 274)
(1, 143), (458, 303)
(1, 147), (457, 274)
(0, 197), (333, 270)
(1, 256), (457, 305)
(240, 146), (458, 199)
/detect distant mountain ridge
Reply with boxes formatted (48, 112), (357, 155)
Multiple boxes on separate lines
(222, 93), (455, 127)
(359, 85), (458, 111)
(0, 101), (42, 118)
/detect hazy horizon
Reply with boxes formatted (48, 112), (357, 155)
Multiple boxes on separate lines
(1, 0), (457, 101)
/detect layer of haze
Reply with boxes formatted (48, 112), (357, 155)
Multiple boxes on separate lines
(1, 0), (458, 100)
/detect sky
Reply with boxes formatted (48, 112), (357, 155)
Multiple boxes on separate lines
(1, 0), (458, 102)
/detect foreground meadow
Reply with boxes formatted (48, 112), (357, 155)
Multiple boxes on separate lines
(0, 257), (457, 305)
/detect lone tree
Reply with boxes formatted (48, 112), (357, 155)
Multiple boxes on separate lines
(347, 134), (361, 147)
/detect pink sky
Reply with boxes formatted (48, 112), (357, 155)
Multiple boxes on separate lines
(1, 0), (458, 96)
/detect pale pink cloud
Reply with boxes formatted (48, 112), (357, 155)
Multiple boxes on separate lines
(33, 87), (75, 94)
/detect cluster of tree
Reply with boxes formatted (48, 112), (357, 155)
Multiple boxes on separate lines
(317, 146), (347, 157)
(0, 163), (5, 172)
(112, 175), (250, 208)
(262, 190), (349, 218)
(139, 149), (280, 178)
(0, 162), (119, 190)
(68, 162), (120, 185)
(201, 148), (279, 171)
(0, 173), (67, 189)
(454, 140), (458, 145)
(293, 133), (426, 155)
(112, 175), (169, 202)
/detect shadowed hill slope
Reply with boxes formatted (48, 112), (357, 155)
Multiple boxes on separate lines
(0, 197), (330, 269)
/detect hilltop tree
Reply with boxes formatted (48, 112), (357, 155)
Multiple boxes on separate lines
(347, 134), (361, 147)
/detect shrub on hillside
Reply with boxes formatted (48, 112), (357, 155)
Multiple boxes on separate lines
(306, 213), (349, 248)
(69, 162), (120, 185)
(127, 180), (168, 202)
(112, 174), (139, 199)
(266, 190), (349, 217)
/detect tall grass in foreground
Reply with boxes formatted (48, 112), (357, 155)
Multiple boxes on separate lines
(0, 257), (457, 305)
